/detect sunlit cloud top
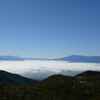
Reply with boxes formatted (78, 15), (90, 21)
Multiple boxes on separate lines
(0, 60), (100, 79)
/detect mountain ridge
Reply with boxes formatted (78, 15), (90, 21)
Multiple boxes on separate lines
(0, 70), (100, 99)
(1, 55), (100, 63)
(75, 70), (100, 77)
(0, 70), (38, 85)
(53, 55), (100, 63)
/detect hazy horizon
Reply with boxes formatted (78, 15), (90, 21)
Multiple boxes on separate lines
(1, 54), (100, 59)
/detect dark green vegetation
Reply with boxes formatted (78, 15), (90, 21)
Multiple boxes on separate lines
(0, 70), (100, 100)
(0, 70), (38, 85)
(75, 70), (100, 77)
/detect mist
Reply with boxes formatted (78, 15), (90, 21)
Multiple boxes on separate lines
(0, 60), (100, 80)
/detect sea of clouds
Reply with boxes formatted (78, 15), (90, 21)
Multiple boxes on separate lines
(0, 60), (100, 80)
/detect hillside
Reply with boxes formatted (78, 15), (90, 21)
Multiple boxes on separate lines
(0, 71), (100, 99)
(0, 70), (38, 85)
(75, 70), (100, 77)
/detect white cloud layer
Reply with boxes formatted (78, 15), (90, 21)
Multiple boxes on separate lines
(0, 60), (100, 79)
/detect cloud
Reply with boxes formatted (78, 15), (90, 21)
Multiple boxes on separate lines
(0, 60), (100, 79)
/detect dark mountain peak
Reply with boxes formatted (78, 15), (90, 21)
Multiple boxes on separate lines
(0, 70), (38, 85)
(36, 74), (74, 88)
(44, 74), (72, 81)
(75, 70), (100, 77)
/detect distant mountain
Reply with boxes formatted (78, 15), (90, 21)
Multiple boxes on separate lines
(1, 55), (100, 63)
(0, 70), (38, 85)
(75, 70), (100, 77)
(54, 55), (100, 63)
(0, 55), (46, 61)
(0, 55), (24, 61)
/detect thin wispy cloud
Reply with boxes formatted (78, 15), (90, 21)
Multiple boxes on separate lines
(0, 60), (100, 79)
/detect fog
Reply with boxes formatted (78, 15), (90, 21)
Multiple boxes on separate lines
(0, 60), (100, 80)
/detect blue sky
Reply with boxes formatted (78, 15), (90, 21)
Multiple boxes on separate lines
(0, 0), (100, 58)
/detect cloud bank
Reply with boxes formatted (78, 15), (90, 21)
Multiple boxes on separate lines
(0, 60), (100, 79)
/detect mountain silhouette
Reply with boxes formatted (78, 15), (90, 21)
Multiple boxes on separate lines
(0, 70), (100, 99)
(0, 55), (24, 61)
(1, 55), (100, 63)
(54, 55), (100, 63)
(0, 70), (38, 85)
(75, 70), (100, 77)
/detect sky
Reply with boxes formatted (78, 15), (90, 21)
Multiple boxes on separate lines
(0, 0), (100, 58)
